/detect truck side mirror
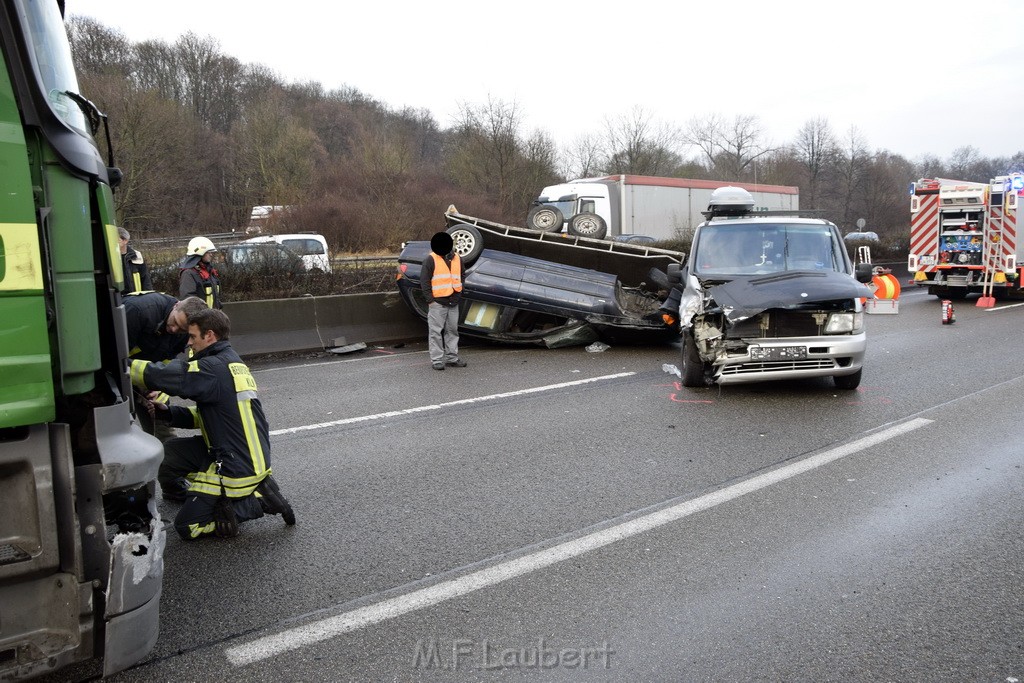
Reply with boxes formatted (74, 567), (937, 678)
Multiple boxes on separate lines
(854, 262), (873, 283)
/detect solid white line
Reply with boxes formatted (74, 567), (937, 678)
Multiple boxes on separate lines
(984, 301), (1024, 311)
(268, 372), (636, 435)
(225, 417), (933, 666)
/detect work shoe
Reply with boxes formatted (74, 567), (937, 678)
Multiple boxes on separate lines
(161, 477), (191, 503)
(257, 476), (296, 525)
(432, 362), (445, 371)
(212, 497), (239, 538)
(446, 358), (467, 368)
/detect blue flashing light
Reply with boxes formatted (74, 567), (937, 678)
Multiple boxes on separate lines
(1012, 175), (1024, 192)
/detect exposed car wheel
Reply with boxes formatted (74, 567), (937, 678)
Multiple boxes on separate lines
(567, 213), (608, 239)
(527, 205), (564, 232)
(680, 332), (708, 388)
(833, 369), (862, 390)
(446, 223), (484, 265)
(646, 267), (670, 291)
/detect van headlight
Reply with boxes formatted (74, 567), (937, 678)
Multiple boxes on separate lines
(824, 311), (863, 334)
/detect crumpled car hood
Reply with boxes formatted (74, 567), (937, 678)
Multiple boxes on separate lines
(706, 271), (873, 322)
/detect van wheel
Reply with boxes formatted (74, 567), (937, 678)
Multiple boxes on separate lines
(446, 224), (484, 265)
(527, 205), (564, 232)
(833, 369), (862, 390)
(680, 333), (709, 388)
(567, 213), (607, 239)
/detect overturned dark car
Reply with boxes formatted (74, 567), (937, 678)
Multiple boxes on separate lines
(395, 211), (686, 347)
(677, 188), (874, 389)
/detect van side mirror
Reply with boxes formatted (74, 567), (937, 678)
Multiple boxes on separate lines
(854, 262), (874, 283)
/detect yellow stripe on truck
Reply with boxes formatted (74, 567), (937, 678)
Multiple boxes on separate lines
(0, 223), (44, 291)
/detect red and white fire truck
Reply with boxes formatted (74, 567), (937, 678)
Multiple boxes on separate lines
(908, 174), (1024, 298)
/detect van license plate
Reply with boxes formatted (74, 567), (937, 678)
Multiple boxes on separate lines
(751, 346), (807, 360)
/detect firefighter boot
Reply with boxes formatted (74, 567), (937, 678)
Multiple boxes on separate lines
(212, 497), (240, 538)
(257, 476), (296, 526)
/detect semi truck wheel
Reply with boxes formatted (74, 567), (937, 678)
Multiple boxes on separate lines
(446, 223), (484, 265)
(527, 205), (564, 232)
(567, 213), (607, 239)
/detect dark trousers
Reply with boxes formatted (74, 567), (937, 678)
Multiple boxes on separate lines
(161, 435), (262, 540)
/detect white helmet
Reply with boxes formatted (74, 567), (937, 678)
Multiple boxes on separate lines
(186, 236), (217, 257)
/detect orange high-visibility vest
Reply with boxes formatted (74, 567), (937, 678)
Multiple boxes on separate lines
(430, 253), (463, 297)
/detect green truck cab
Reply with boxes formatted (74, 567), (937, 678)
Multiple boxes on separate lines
(0, 1), (164, 678)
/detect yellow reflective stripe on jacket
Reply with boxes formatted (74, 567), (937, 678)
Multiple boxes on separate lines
(0, 223), (44, 291)
(129, 359), (151, 389)
(429, 253), (462, 297)
(188, 360), (200, 372)
(132, 271), (142, 291)
(204, 284), (217, 308)
(228, 363), (267, 476)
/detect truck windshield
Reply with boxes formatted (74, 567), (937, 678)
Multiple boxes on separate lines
(21, 0), (90, 135)
(695, 223), (843, 275)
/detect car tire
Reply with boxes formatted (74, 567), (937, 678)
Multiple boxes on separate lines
(527, 205), (564, 232)
(680, 332), (708, 388)
(647, 267), (670, 291)
(833, 369), (862, 390)
(567, 213), (607, 239)
(446, 223), (484, 265)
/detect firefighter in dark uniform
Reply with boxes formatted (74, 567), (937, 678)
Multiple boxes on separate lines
(124, 293), (208, 440)
(179, 236), (222, 309)
(124, 292), (206, 363)
(130, 308), (294, 539)
(118, 227), (153, 295)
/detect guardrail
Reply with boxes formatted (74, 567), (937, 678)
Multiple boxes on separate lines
(225, 291), (425, 357)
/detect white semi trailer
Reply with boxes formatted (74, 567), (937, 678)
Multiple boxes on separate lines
(528, 175), (800, 241)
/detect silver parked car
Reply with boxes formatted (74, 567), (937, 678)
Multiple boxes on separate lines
(677, 187), (874, 389)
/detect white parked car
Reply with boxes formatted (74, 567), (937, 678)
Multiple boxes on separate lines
(243, 233), (331, 272)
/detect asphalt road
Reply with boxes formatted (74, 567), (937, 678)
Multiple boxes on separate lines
(101, 285), (1022, 682)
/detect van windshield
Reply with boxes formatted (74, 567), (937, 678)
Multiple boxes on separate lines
(695, 223), (844, 275)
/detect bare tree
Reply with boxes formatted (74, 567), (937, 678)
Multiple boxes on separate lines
(67, 16), (132, 77)
(446, 96), (524, 213)
(792, 117), (838, 209)
(831, 126), (872, 228)
(602, 107), (681, 176)
(685, 114), (773, 180)
(948, 145), (983, 180)
(561, 134), (603, 180)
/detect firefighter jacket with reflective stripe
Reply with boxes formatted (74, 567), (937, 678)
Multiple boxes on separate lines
(421, 252), (462, 305)
(121, 246), (153, 295)
(123, 291), (188, 362)
(130, 340), (270, 498)
(180, 263), (222, 309)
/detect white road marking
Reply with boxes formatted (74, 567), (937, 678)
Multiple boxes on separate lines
(225, 417), (933, 666)
(268, 372), (636, 435)
(984, 301), (1024, 311)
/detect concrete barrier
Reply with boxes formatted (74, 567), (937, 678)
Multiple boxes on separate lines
(224, 292), (425, 356)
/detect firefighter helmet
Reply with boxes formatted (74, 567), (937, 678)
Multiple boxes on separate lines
(186, 236), (217, 257)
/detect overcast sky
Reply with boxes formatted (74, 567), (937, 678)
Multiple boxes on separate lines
(70, 0), (1024, 163)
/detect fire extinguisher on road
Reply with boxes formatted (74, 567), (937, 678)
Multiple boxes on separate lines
(941, 299), (956, 324)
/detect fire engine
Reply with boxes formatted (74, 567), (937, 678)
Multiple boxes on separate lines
(908, 174), (1024, 299)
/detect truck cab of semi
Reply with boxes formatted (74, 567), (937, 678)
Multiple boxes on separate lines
(528, 180), (612, 239)
(1, 1), (165, 678)
(676, 187), (873, 390)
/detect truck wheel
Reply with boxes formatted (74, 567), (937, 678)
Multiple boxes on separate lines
(446, 224), (484, 265)
(527, 205), (564, 232)
(680, 333), (708, 388)
(833, 369), (862, 390)
(567, 213), (608, 239)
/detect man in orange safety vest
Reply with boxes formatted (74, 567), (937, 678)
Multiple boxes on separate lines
(420, 232), (467, 371)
